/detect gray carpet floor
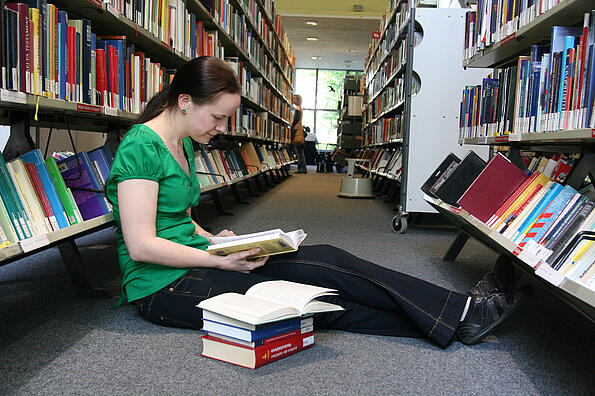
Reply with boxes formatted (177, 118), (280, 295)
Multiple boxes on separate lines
(1, 167), (594, 395)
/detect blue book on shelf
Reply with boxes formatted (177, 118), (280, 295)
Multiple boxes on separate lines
(513, 183), (564, 243)
(19, 149), (70, 229)
(556, 35), (575, 118)
(586, 44), (595, 127)
(200, 150), (217, 179)
(56, 152), (110, 221)
(87, 144), (113, 185)
(519, 184), (577, 247)
(0, 156), (26, 240)
(58, 10), (68, 100)
(81, 19), (92, 104)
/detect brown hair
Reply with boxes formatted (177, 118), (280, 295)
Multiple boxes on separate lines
(135, 56), (241, 124)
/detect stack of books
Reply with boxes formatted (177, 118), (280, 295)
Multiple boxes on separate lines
(197, 280), (344, 369)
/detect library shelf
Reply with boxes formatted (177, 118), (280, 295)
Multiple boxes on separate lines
(424, 194), (595, 321)
(463, 0), (594, 69)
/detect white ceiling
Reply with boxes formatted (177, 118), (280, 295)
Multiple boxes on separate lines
(281, 16), (382, 70)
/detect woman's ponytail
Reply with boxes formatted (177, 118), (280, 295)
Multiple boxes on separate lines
(134, 86), (170, 125)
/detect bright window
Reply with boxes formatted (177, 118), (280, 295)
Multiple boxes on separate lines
(294, 69), (358, 148)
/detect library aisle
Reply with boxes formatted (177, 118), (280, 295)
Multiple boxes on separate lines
(1, 169), (593, 394)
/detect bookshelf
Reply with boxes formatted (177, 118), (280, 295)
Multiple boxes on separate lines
(337, 74), (364, 153)
(0, 0), (296, 296)
(360, 3), (489, 233)
(446, 1), (595, 319)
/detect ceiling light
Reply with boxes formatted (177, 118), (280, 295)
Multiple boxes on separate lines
(347, 49), (358, 53)
(344, 60), (355, 63)
(306, 37), (319, 41)
(305, 21), (318, 26)
(312, 56), (322, 60)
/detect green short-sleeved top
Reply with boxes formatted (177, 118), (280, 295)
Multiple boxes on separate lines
(106, 124), (207, 307)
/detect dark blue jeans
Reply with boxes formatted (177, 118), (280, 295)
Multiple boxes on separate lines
(134, 245), (467, 348)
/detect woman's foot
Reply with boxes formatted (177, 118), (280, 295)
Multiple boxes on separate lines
(457, 285), (532, 345)
(468, 255), (517, 297)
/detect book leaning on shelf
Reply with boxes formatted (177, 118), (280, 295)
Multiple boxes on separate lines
(207, 229), (307, 258)
(198, 280), (343, 369)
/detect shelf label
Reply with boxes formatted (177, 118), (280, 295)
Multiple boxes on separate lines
(448, 205), (462, 214)
(501, 32), (516, 45)
(87, 0), (102, 7)
(161, 42), (173, 52)
(508, 133), (521, 141)
(478, 137), (488, 144)
(535, 262), (565, 287)
(103, 106), (118, 116)
(0, 89), (27, 104)
(495, 135), (509, 143)
(77, 103), (101, 113)
(20, 234), (50, 253)
(592, 129), (595, 137)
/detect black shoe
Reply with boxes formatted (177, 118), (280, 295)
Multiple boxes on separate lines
(468, 255), (517, 297)
(457, 285), (532, 345)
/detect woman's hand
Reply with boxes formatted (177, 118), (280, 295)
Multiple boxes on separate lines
(213, 229), (235, 238)
(215, 248), (269, 273)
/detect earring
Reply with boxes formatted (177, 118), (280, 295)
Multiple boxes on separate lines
(181, 108), (187, 113)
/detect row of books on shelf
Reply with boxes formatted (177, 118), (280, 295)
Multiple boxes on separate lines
(0, 145), (113, 251)
(365, 0), (410, 76)
(0, 0), (294, 115)
(362, 115), (404, 146)
(422, 151), (595, 291)
(363, 77), (407, 125)
(463, 0), (584, 62)
(460, 16), (595, 139)
(0, 1), (228, 109)
(226, 58), (291, 121)
(204, 0), (295, 82)
(83, 0), (296, 85)
(197, 280), (343, 369)
(228, 106), (290, 142)
(193, 143), (291, 188)
(367, 38), (407, 100)
(355, 147), (403, 181)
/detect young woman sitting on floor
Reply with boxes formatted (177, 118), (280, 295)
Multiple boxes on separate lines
(106, 56), (531, 348)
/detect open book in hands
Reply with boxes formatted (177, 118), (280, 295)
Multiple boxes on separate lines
(197, 280), (344, 326)
(207, 229), (307, 258)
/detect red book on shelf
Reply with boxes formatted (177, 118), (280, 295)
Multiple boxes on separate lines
(201, 331), (314, 369)
(134, 51), (145, 104)
(24, 162), (57, 232)
(68, 25), (76, 101)
(457, 153), (530, 223)
(486, 171), (541, 228)
(96, 48), (106, 106)
(125, 58), (130, 111)
(107, 44), (117, 108)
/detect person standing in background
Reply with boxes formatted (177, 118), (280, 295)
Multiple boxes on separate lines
(291, 94), (307, 174)
(304, 126), (318, 165)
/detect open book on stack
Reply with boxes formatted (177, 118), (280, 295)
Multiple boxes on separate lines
(197, 280), (344, 369)
(207, 229), (307, 258)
